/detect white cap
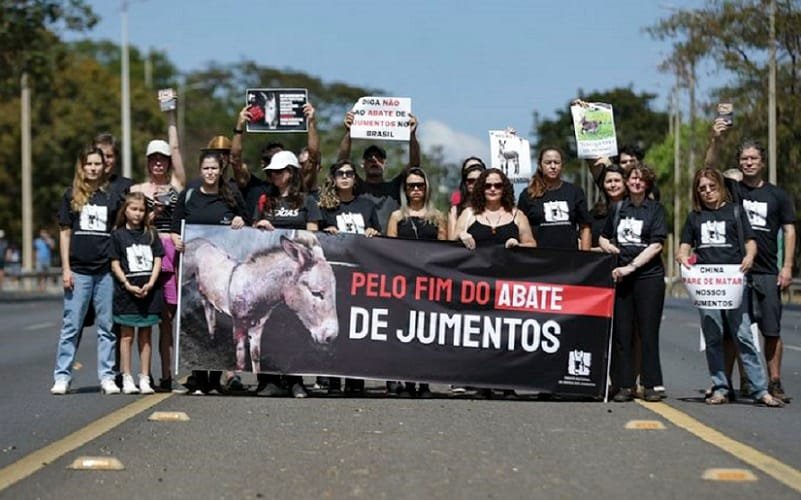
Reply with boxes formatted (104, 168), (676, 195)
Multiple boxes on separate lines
(264, 150), (299, 171)
(146, 139), (171, 157)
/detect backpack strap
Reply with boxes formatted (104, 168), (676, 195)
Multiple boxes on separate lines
(733, 203), (746, 260)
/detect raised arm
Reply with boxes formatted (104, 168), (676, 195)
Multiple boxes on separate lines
(408, 113), (420, 169)
(167, 103), (186, 190)
(337, 111), (354, 161)
(230, 106), (252, 189)
(703, 118), (729, 170)
(302, 103), (321, 192)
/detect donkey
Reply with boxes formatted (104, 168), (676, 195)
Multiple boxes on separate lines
(498, 139), (520, 176)
(188, 233), (339, 372)
(579, 115), (601, 135)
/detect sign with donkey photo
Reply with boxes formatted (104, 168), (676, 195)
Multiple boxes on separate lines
(245, 88), (308, 133)
(570, 102), (618, 159)
(488, 130), (532, 183)
(176, 225), (616, 398)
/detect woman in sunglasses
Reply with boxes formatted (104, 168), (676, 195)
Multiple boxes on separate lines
(386, 167), (446, 397)
(677, 168), (782, 407)
(448, 157), (487, 240)
(319, 160), (381, 237)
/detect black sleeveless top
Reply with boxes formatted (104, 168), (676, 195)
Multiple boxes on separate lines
(467, 211), (520, 246)
(397, 216), (439, 240)
(145, 187), (179, 233)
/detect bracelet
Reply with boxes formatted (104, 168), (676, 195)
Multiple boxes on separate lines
(233, 128), (243, 135)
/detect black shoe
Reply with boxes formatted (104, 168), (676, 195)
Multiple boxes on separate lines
(643, 388), (661, 402)
(259, 383), (287, 396)
(475, 388), (492, 399)
(344, 379), (365, 396)
(386, 381), (402, 395)
(503, 389), (518, 400)
(399, 382), (416, 398)
(314, 376), (330, 390)
(224, 375), (245, 393)
(157, 377), (172, 393)
(613, 388), (634, 402)
(291, 383), (308, 398)
(417, 384), (433, 399)
(769, 379), (789, 402)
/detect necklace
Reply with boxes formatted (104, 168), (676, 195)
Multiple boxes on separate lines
(484, 210), (504, 235)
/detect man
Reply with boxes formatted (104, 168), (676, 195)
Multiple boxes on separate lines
(336, 111), (420, 233)
(94, 133), (133, 196)
(705, 119), (797, 401)
(34, 228), (55, 290)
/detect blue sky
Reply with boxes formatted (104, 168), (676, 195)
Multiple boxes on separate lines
(65, 0), (717, 163)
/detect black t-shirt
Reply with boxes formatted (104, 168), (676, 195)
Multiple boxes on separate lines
(356, 173), (403, 233)
(170, 187), (249, 233)
(110, 227), (165, 315)
(601, 198), (667, 279)
(517, 182), (591, 249)
(254, 193), (322, 230)
(58, 187), (122, 274)
(680, 203), (755, 265)
(396, 216), (439, 240)
(108, 174), (134, 198)
(321, 196), (381, 234)
(727, 179), (796, 274)
(590, 209), (607, 248)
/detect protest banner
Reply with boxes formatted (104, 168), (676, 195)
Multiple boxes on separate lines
(680, 264), (745, 310)
(350, 97), (412, 141)
(488, 130), (532, 182)
(176, 226), (615, 398)
(245, 88), (308, 132)
(570, 102), (618, 159)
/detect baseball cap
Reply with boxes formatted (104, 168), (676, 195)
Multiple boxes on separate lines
(146, 139), (171, 157)
(264, 150), (299, 171)
(362, 145), (386, 160)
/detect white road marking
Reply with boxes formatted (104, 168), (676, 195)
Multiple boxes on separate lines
(23, 322), (54, 331)
(784, 344), (801, 352)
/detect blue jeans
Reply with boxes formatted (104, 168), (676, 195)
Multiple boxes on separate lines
(53, 272), (116, 383)
(698, 289), (768, 399)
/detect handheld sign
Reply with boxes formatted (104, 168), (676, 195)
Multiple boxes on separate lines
(570, 102), (618, 159)
(158, 88), (177, 112)
(245, 88), (308, 133)
(350, 97), (412, 141)
(488, 130), (532, 182)
(680, 264), (744, 310)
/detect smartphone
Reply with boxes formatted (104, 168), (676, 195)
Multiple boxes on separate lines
(156, 192), (172, 206)
(716, 103), (733, 127)
(158, 88), (177, 112)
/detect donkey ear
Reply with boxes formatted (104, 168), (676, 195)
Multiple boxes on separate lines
(280, 236), (311, 268)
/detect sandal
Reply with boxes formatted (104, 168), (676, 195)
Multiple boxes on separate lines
(705, 392), (729, 405)
(759, 394), (785, 408)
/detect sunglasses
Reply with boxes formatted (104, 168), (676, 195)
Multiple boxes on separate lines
(484, 182), (504, 191)
(406, 182), (426, 191)
(335, 170), (355, 179)
(465, 178), (479, 186)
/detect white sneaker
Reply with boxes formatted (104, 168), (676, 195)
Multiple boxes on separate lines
(50, 380), (69, 395)
(122, 374), (140, 394)
(138, 374), (155, 394)
(101, 378), (121, 395)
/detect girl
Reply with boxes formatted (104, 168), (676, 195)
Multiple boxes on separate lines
(677, 169), (782, 407)
(387, 168), (446, 398)
(517, 147), (592, 250)
(111, 193), (164, 394)
(51, 146), (122, 395)
(448, 157), (486, 239)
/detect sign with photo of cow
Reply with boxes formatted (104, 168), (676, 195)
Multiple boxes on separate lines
(488, 130), (532, 183)
(245, 88), (308, 133)
(570, 102), (618, 159)
(176, 225), (615, 398)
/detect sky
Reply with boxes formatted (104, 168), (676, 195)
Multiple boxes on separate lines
(63, 0), (718, 164)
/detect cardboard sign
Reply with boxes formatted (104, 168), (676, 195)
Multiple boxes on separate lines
(570, 102), (618, 159)
(245, 88), (308, 133)
(488, 130), (532, 182)
(350, 97), (412, 141)
(681, 264), (745, 310)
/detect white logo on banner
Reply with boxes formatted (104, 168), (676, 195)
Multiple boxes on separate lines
(544, 201), (570, 223)
(568, 350), (591, 376)
(79, 204), (108, 231)
(742, 200), (767, 229)
(126, 244), (153, 273)
(701, 220), (726, 245)
(617, 218), (643, 244)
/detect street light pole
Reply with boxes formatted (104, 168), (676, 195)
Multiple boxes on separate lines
(121, 0), (132, 179)
(21, 73), (33, 273)
(768, 0), (777, 184)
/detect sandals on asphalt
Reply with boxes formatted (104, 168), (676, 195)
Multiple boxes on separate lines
(758, 394), (785, 408)
(705, 392), (729, 405)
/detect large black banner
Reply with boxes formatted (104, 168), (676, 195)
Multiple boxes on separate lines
(177, 225), (615, 397)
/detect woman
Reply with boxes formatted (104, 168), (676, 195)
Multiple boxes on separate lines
(518, 147), (591, 250)
(51, 146), (121, 395)
(130, 137), (185, 392)
(171, 151), (248, 395)
(318, 160), (380, 395)
(253, 150), (322, 398)
(589, 164), (627, 252)
(448, 157), (486, 239)
(386, 168), (446, 398)
(598, 165), (666, 402)
(677, 169), (783, 407)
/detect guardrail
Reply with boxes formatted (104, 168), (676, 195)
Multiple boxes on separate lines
(2, 267), (62, 292)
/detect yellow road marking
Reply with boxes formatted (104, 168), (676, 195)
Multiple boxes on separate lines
(0, 393), (171, 492)
(624, 419), (666, 430)
(638, 400), (801, 493)
(701, 468), (758, 482)
(67, 456), (125, 471)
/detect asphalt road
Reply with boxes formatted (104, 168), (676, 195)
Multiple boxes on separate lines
(0, 298), (799, 499)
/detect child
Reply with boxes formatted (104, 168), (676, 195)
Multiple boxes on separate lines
(51, 146), (122, 395)
(110, 193), (164, 394)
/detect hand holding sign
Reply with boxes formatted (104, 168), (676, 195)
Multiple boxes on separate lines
(350, 97), (412, 141)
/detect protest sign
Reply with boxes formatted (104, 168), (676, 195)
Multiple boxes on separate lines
(489, 130), (532, 182)
(350, 97), (412, 141)
(570, 102), (618, 159)
(176, 226), (615, 398)
(680, 264), (745, 310)
(245, 88), (308, 132)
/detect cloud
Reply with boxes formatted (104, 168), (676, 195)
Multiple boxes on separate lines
(419, 120), (489, 165)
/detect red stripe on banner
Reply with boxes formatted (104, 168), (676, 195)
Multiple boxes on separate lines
(493, 280), (614, 318)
